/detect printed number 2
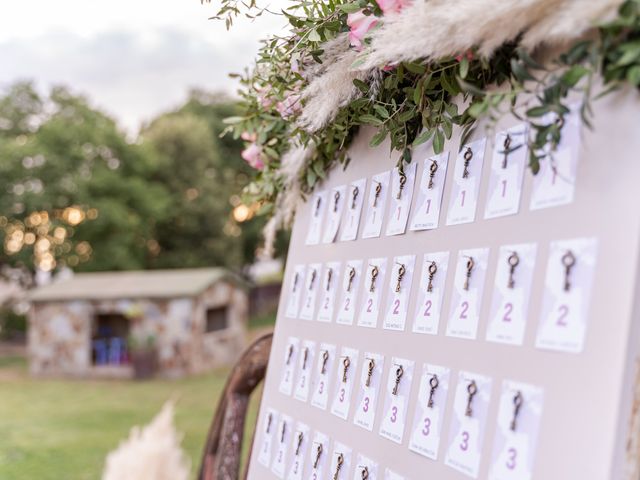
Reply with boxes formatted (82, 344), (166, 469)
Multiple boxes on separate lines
(392, 299), (400, 315)
(557, 304), (569, 326)
(459, 301), (469, 319)
(366, 298), (373, 313)
(503, 302), (513, 322)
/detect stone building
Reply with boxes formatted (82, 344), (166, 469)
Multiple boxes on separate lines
(27, 268), (247, 378)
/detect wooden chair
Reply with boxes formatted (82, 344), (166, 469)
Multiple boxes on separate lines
(198, 332), (273, 480)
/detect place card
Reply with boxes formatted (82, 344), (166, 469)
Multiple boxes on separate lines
(488, 380), (544, 480)
(385, 162), (417, 236)
(271, 414), (293, 478)
(410, 152), (450, 231)
(336, 259), (363, 325)
(444, 371), (493, 478)
(353, 352), (385, 431)
(285, 265), (306, 319)
(353, 453), (379, 480)
(535, 237), (598, 353)
(340, 178), (367, 241)
(299, 263), (321, 321)
(306, 190), (328, 245)
(294, 340), (316, 402)
(362, 170), (391, 239)
(279, 337), (300, 396)
(446, 138), (487, 226)
(311, 343), (337, 410)
(383, 254), (416, 331)
(379, 357), (415, 444)
(323, 185), (347, 244)
(330, 346), (359, 420)
(357, 258), (388, 328)
(412, 251), (450, 335)
(329, 442), (352, 480)
(486, 243), (538, 346)
(317, 262), (342, 323)
(286, 421), (310, 480)
(384, 469), (405, 480)
(409, 364), (451, 460)
(446, 248), (490, 340)
(258, 408), (279, 467)
(484, 124), (528, 219)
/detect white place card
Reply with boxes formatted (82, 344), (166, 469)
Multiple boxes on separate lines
(330, 346), (359, 420)
(446, 138), (487, 226)
(385, 162), (417, 236)
(340, 178), (367, 242)
(353, 352), (385, 431)
(488, 380), (544, 480)
(410, 152), (450, 231)
(287, 422), (311, 480)
(486, 243), (538, 346)
(279, 337), (300, 396)
(446, 248), (490, 340)
(308, 431), (330, 480)
(323, 185), (347, 244)
(294, 340), (316, 402)
(384, 469), (405, 480)
(535, 237), (598, 353)
(444, 371), (493, 478)
(383, 254), (416, 331)
(272, 414), (294, 478)
(379, 357), (415, 444)
(306, 190), (328, 245)
(311, 343), (337, 410)
(362, 170), (391, 239)
(329, 442), (352, 480)
(412, 251), (450, 335)
(317, 262), (341, 323)
(285, 265), (306, 319)
(530, 106), (581, 211)
(409, 364), (451, 460)
(258, 408), (279, 467)
(357, 258), (388, 328)
(299, 263), (321, 321)
(353, 453), (379, 480)
(484, 124), (528, 219)
(336, 260), (363, 325)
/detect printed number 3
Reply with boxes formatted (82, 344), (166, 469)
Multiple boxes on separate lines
(390, 406), (398, 423)
(506, 447), (517, 469)
(460, 431), (470, 451)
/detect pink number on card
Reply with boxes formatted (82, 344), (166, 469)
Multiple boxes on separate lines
(501, 179), (507, 197)
(460, 190), (466, 207)
(323, 297), (329, 310)
(459, 301), (469, 319)
(423, 299), (432, 317)
(425, 198), (432, 214)
(339, 388), (345, 403)
(422, 417), (431, 436)
(344, 298), (350, 311)
(363, 396), (370, 413)
(396, 206), (401, 220)
(392, 299), (400, 315)
(318, 381), (324, 394)
(390, 406), (398, 423)
(366, 298), (373, 313)
(503, 302), (513, 322)
(506, 447), (517, 470)
(557, 304), (569, 326)
(460, 431), (470, 451)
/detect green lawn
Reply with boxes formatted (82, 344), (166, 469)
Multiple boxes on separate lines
(0, 356), (261, 480)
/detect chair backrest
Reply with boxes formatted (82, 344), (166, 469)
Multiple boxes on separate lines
(198, 332), (273, 480)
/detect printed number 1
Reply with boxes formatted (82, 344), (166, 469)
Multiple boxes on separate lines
(460, 190), (466, 207)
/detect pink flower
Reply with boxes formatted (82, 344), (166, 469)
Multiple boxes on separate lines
(257, 87), (273, 109)
(241, 143), (265, 170)
(276, 93), (302, 119)
(455, 50), (474, 62)
(241, 131), (257, 142)
(375, 0), (411, 15)
(347, 11), (378, 50)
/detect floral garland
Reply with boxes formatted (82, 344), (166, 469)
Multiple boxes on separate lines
(212, 0), (640, 252)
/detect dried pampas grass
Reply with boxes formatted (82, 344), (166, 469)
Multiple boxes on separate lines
(102, 401), (190, 480)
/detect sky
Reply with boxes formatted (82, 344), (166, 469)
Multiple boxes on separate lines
(0, 0), (288, 132)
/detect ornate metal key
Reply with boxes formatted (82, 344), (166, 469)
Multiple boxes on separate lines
(266, 413), (273, 433)
(397, 167), (407, 199)
(562, 250), (576, 292)
(333, 190), (340, 212)
(463, 257), (475, 291)
(321, 350), (329, 374)
(427, 261), (437, 293)
(333, 453), (344, 480)
(302, 347), (309, 370)
(326, 268), (333, 291)
(373, 181), (382, 207)
(507, 251), (520, 289)
(292, 272), (299, 293)
(462, 147), (473, 179)
(395, 263), (406, 292)
(286, 344), (294, 365)
(427, 374), (439, 408)
(351, 185), (359, 209)
(502, 133), (512, 169)
(295, 431), (304, 455)
(369, 265), (379, 293)
(315, 197), (322, 216)
(428, 160), (438, 189)
(347, 266), (356, 292)
(342, 356), (351, 383)
(465, 380), (478, 417)
(392, 364), (404, 395)
(281, 422), (287, 443)
(309, 269), (317, 290)
(365, 358), (375, 387)
(360, 466), (369, 479)
(313, 443), (323, 468)
(511, 391), (524, 431)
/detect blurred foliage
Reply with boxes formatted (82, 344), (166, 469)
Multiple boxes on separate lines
(0, 82), (275, 278)
(0, 307), (26, 341)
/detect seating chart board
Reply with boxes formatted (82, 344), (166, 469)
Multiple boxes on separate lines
(247, 90), (640, 480)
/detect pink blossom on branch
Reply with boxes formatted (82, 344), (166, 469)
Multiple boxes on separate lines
(347, 11), (378, 50)
(241, 143), (265, 170)
(241, 131), (257, 142)
(276, 92), (302, 119)
(455, 50), (474, 62)
(375, 0), (411, 15)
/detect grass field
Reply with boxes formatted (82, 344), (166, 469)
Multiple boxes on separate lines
(0, 354), (263, 480)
